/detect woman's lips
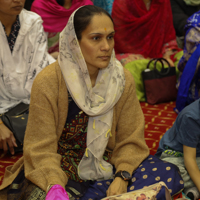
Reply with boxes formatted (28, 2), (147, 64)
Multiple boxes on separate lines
(12, 6), (23, 10)
(99, 56), (110, 61)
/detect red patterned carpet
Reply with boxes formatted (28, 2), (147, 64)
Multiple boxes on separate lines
(0, 101), (177, 185)
(0, 151), (22, 185)
(141, 101), (177, 155)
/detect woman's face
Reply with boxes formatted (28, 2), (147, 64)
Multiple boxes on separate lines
(0, 0), (25, 17)
(79, 14), (115, 73)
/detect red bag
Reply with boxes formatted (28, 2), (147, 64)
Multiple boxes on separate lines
(142, 58), (177, 105)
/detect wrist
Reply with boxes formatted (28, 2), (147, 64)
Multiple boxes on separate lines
(114, 170), (132, 186)
(115, 170), (132, 181)
(114, 177), (129, 186)
(47, 184), (54, 193)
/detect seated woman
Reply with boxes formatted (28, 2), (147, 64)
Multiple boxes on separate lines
(111, 0), (181, 101)
(0, 0), (55, 155)
(175, 10), (200, 113)
(156, 99), (200, 200)
(112, 0), (179, 66)
(31, 0), (93, 59)
(0, 5), (183, 200)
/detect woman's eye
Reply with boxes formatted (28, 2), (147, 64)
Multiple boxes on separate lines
(107, 35), (114, 40)
(93, 36), (100, 40)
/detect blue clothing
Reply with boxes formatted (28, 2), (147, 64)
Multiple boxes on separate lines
(81, 155), (183, 199)
(156, 99), (200, 157)
(93, 0), (114, 14)
(7, 155), (184, 199)
(175, 11), (200, 113)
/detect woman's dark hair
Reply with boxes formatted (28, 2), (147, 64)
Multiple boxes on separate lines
(74, 5), (114, 40)
(56, 0), (65, 6)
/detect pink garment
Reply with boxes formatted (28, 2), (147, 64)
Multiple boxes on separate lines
(46, 185), (69, 200)
(31, 0), (93, 32)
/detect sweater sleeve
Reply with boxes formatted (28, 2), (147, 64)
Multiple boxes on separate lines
(111, 69), (149, 175)
(23, 64), (68, 192)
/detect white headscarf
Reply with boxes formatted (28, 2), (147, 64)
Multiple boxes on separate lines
(0, 9), (55, 114)
(58, 7), (125, 181)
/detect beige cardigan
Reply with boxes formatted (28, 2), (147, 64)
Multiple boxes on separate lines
(0, 61), (149, 193)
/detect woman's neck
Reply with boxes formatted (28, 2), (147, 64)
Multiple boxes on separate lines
(143, 0), (151, 10)
(63, 0), (72, 9)
(0, 14), (17, 36)
(143, 0), (151, 4)
(88, 69), (99, 87)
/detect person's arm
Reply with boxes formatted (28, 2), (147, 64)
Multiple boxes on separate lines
(107, 69), (149, 196)
(23, 63), (68, 192)
(183, 145), (200, 192)
(163, 48), (176, 67)
(0, 119), (17, 155)
(161, 1), (180, 65)
(106, 177), (128, 196)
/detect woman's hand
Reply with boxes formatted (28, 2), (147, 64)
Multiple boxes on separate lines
(163, 50), (175, 67)
(0, 121), (17, 155)
(106, 177), (128, 197)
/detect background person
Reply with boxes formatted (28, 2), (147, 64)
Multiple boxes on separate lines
(156, 99), (200, 200)
(110, 0), (182, 102)
(175, 10), (200, 113)
(112, 0), (179, 67)
(0, 0), (55, 155)
(31, 0), (93, 59)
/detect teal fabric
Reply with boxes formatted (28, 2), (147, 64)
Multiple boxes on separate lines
(93, 0), (114, 14)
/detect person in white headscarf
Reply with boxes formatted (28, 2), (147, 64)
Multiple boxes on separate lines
(0, 5), (183, 200)
(0, 0), (55, 155)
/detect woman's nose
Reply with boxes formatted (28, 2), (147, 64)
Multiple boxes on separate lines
(13, 0), (21, 3)
(101, 39), (110, 51)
